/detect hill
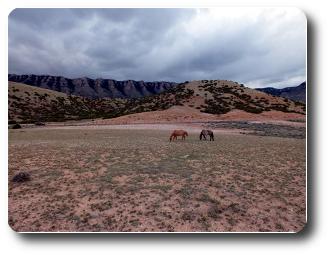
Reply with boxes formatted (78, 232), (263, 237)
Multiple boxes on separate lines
(121, 80), (306, 115)
(255, 82), (306, 102)
(8, 82), (128, 122)
(8, 74), (177, 99)
(8, 80), (306, 123)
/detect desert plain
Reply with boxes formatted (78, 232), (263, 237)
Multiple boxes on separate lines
(8, 107), (306, 232)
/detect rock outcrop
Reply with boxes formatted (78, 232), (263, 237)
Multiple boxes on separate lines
(8, 74), (178, 99)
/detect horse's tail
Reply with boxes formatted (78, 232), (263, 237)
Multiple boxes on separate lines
(199, 131), (202, 140)
(211, 132), (214, 141)
(185, 131), (188, 137)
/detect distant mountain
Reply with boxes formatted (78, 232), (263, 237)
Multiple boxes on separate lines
(255, 82), (306, 102)
(8, 74), (178, 99)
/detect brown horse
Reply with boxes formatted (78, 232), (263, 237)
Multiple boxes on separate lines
(169, 130), (188, 141)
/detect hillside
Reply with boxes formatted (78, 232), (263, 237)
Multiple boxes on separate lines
(8, 82), (128, 122)
(8, 74), (178, 99)
(122, 80), (306, 115)
(255, 82), (306, 102)
(8, 80), (306, 123)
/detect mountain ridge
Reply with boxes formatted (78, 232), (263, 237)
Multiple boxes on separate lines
(8, 74), (178, 99)
(9, 74), (306, 102)
(255, 82), (306, 102)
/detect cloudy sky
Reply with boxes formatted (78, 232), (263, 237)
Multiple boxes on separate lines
(8, 8), (306, 88)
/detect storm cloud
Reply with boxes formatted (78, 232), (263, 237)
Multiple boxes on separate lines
(8, 8), (306, 88)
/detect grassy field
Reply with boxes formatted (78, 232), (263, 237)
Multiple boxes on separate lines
(8, 125), (306, 232)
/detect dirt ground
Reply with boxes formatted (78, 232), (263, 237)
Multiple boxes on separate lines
(8, 109), (306, 232)
(83, 106), (306, 125)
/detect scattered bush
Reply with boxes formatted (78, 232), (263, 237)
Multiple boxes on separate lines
(234, 102), (263, 114)
(12, 123), (21, 129)
(11, 172), (31, 183)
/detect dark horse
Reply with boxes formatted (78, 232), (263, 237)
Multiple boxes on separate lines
(200, 130), (214, 141)
(169, 130), (188, 141)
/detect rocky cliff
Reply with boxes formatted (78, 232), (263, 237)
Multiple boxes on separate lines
(8, 74), (178, 99)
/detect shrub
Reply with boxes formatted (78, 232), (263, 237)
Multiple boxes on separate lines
(12, 123), (21, 129)
(11, 172), (31, 182)
(234, 102), (263, 114)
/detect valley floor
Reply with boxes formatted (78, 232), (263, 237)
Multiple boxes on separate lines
(8, 118), (306, 232)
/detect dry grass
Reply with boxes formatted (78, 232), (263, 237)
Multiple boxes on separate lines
(8, 124), (306, 232)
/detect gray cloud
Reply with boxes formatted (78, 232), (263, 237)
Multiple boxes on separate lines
(8, 8), (306, 88)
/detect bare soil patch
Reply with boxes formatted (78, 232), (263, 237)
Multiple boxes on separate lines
(86, 106), (305, 125)
(8, 121), (306, 232)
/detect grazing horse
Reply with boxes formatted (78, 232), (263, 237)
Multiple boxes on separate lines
(200, 130), (214, 141)
(169, 130), (188, 141)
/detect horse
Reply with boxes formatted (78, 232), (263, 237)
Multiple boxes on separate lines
(200, 129), (214, 141)
(169, 130), (188, 141)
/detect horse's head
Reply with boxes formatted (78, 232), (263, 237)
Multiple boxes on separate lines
(199, 132), (202, 140)
(169, 132), (174, 141)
